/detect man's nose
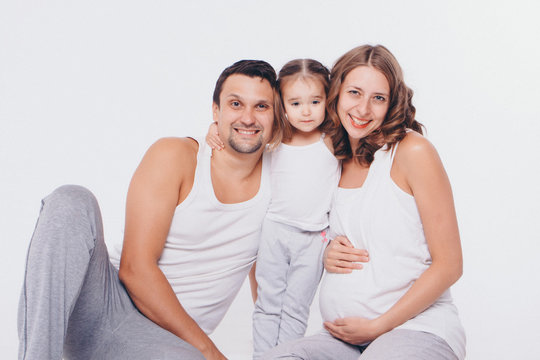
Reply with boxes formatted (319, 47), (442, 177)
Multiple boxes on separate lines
(240, 107), (256, 125)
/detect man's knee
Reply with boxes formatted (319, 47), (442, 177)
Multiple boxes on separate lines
(42, 185), (101, 222)
(46, 184), (96, 207)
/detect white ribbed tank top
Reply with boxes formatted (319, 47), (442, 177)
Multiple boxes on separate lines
(111, 139), (271, 334)
(319, 142), (466, 359)
(265, 135), (340, 231)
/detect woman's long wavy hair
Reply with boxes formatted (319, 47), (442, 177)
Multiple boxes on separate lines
(328, 45), (423, 166)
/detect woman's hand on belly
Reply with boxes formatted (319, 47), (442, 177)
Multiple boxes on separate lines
(324, 236), (369, 273)
(324, 316), (384, 345)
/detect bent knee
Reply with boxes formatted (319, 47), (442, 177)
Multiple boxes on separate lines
(45, 185), (98, 210)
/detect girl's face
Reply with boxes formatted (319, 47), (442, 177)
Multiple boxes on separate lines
(281, 77), (326, 135)
(337, 66), (390, 147)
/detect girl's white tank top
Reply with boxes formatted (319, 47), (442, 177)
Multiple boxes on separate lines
(319, 142), (466, 359)
(265, 135), (340, 231)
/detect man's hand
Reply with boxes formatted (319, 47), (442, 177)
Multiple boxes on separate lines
(324, 236), (369, 273)
(202, 345), (228, 360)
(324, 317), (384, 345)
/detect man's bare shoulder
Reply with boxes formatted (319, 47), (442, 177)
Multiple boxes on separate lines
(141, 137), (199, 178)
(151, 137), (198, 155)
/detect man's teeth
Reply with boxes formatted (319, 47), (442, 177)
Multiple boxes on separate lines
(237, 129), (257, 135)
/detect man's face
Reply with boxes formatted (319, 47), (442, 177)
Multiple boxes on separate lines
(212, 74), (274, 154)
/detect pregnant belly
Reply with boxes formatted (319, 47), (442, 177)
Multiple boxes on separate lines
(319, 272), (373, 322)
(319, 267), (413, 322)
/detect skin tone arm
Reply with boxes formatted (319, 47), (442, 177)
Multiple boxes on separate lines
(206, 122), (225, 150)
(324, 132), (463, 344)
(118, 138), (227, 360)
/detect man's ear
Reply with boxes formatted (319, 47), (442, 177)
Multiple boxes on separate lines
(212, 102), (219, 122)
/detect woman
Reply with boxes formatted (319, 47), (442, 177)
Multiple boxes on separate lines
(262, 45), (465, 359)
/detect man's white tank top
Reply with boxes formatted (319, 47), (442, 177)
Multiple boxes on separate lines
(319, 142), (466, 359)
(265, 135), (340, 231)
(111, 139), (271, 334)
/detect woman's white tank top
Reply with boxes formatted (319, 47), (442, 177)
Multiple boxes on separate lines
(265, 135), (340, 231)
(111, 139), (271, 334)
(319, 143), (466, 359)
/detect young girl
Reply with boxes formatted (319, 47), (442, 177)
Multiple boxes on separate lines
(206, 59), (343, 359)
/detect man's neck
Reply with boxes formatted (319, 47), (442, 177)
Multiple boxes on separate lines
(209, 147), (264, 204)
(211, 146), (264, 180)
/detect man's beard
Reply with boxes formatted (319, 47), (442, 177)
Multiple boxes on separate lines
(227, 126), (264, 154)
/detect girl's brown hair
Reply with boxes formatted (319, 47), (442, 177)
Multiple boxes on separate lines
(277, 59), (333, 141)
(328, 45), (423, 166)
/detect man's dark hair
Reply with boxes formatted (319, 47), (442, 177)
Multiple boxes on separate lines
(212, 60), (278, 106)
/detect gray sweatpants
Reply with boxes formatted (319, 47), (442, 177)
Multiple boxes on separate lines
(253, 219), (326, 359)
(18, 185), (204, 360)
(261, 329), (458, 360)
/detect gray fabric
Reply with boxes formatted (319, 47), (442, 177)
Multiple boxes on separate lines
(253, 219), (325, 359)
(261, 329), (457, 360)
(359, 329), (458, 360)
(18, 185), (204, 360)
(260, 331), (363, 360)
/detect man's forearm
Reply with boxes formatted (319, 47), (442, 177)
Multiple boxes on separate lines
(119, 263), (223, 357)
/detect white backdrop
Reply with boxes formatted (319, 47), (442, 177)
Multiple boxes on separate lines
(1, 1), (539, 358)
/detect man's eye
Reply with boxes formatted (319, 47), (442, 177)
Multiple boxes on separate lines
(231, 101), (240, 107)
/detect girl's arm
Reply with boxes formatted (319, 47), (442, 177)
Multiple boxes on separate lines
(206, 121), (225, 150)
(325, 132), (463, 344)
(119, 138), (226, 359)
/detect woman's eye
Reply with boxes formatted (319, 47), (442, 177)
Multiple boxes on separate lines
(374, 95), (386, 102)
(348, 90), (360, 96)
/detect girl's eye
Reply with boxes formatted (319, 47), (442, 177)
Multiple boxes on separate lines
(291, 102), (300, 107)
(312, 100), (320, 105)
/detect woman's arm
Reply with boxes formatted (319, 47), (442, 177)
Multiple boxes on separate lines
(324, 236), (369, 273)
(118, 137), (226, 359)
(326, 132), (463, 344)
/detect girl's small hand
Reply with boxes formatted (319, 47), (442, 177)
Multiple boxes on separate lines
(206, 122), (224, 150)
(324, 317), (384, 345)
(324, 236), (369, 273)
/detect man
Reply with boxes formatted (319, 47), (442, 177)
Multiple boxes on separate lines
(18, 60), (283, 360)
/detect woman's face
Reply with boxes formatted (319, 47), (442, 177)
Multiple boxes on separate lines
(337, 66), (390, 146)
